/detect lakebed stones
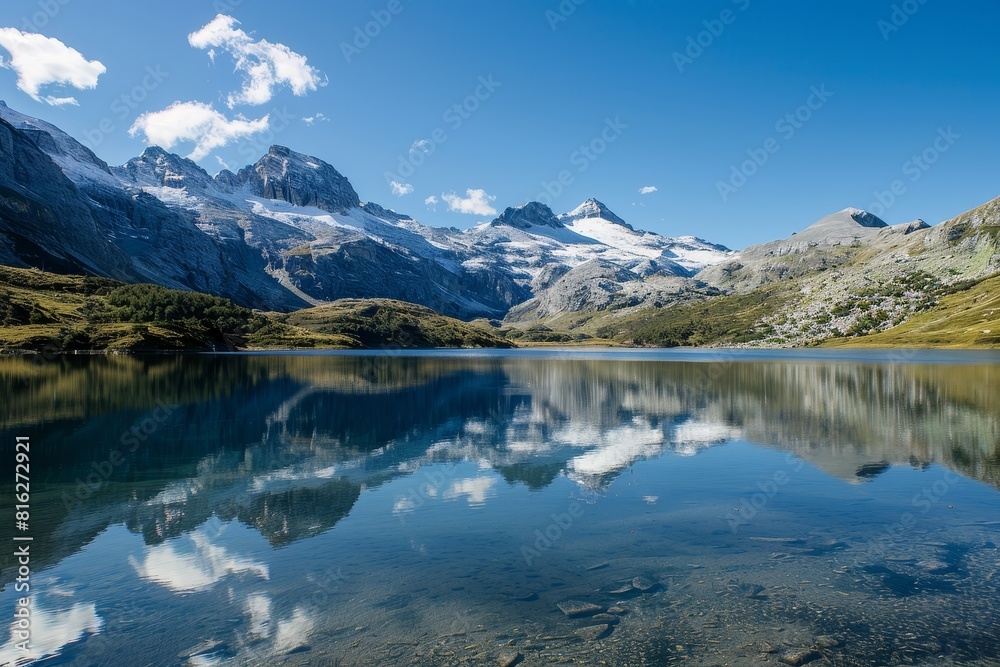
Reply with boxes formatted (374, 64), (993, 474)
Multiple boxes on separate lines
(606, 604), (629, 615)
(574, 624), (612, 642)
(557, 600), (604, 618)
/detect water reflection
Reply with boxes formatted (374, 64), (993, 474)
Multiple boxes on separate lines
(0, 351), (998, 665)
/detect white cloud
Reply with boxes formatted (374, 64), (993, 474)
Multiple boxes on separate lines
(0, 602), (102, 665)
(390, 180), (414, 197)
(409, 139), (431, 155)
(302, 112), (328, 125)
(189, 14), (326, 108)
(444, 477), (498, 506)
(0, 28), (105, 106)
(130, 100), (270, 161)
(442, 188), (497, 216)
(215, 155), (231, 170)
(129, 524), (269, 593)
(639, 186), (658, 195)
(424, 195), (438, 209)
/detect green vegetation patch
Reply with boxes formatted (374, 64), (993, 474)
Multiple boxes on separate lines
(605, 284), (792, 347)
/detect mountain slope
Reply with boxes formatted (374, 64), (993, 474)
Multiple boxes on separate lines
(824, 272), (1000, 348)
(0, 102), (735, 322)
(0, 102), (303, 311)
(601, 197), (1000, 348)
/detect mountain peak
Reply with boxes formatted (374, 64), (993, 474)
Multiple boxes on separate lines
(239, 147), (361, 212)
(490, 202), (564, 229)
(839, 207), (888, 228)
(118, 146), (214, 189)
(560, 198), (631, 229)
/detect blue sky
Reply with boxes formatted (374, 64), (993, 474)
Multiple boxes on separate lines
(0, 0), (997, 249)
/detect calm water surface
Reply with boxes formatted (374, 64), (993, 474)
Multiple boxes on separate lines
(1, 350), (999, 666)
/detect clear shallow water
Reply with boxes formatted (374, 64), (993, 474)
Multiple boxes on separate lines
(0, 350), (998, 666)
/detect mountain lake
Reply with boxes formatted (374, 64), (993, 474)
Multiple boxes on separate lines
(1, 349), (998, 666)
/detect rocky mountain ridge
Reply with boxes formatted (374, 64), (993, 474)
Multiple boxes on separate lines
(0, 102), (734, 320)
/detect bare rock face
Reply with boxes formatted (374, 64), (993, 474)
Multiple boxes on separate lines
(506, 260), (640, 321)
(238, 145), (361, 213)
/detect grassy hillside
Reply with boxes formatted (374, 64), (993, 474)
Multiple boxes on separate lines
(585, 283), (793, 347)
(284, 299), (514, 348)
(0, 265), (354, 352)
(0, 266), (510, 352)
(825, 273), (1000, 348)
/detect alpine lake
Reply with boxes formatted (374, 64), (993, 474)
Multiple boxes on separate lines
(1, 349), (999, 666)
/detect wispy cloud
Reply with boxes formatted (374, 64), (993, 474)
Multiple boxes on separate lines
(409, 139), (432, 156)
(189, 14), (326, 108)
(0, 28), (105, 106)
(390, 180), (414, 197)
(302, 112), (328, 125)
(424, 195), (438, 210)
(639, 185), (658, 195)
(130, 101), (270, 161)
(442, 188), (497, 216)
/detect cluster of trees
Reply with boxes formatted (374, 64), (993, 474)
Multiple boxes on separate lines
(88, 284), (265, 339)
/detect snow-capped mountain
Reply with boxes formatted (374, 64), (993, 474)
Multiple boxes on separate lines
(464, 199), (735, 286)
(0, 102), (736, 320)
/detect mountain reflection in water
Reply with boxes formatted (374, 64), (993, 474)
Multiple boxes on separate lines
(0, 351), (998, 666)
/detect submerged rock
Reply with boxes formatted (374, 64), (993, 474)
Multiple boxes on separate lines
(496, 650), (522, 666)
(557, 600), (604, 618)
(780, 648), (820, 665)
(574, 624), (611, 642)
(632, 576), (658, 592)
(590, 613), (620, 624)
(607, 584), (635, 595)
